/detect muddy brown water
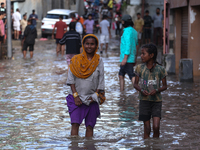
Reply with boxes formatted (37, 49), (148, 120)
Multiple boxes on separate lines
(0, 40), (200, 149)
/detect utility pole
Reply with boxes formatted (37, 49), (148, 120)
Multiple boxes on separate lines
(76, 0), (84, 16)
(6, 0), (12, 59)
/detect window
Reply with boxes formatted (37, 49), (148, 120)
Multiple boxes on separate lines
(46, 14), (69, 19)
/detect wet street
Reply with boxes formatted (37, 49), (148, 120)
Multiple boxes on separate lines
(0, 38), (200, 149)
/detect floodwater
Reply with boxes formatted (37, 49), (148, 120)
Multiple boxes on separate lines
(0, 39), (200, 149)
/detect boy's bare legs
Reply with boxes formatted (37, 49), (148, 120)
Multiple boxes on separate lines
(105, 43), (108, 54)
(86, 125), (93, 137)
(23, 51), (27, 59)
(153, 117), (160, 138)
(100, 43), (103, 53)
(131, 77), (135, 86)
(30, 51), (33, 59)
(61, 45), (65, 57)
(56, 43), (61, 57)
(119, 75), (125, 91)
(16, 30), (19, 40)
(71, 123), (79, 136)
(14, 30), (17, 39)
(143, 120), (151, 139)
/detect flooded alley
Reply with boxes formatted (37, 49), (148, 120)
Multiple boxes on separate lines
(0, 39), (200, 149)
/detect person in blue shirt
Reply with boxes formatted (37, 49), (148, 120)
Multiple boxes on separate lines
(29, 10), (38, 28)
(119, 14), (138, 91)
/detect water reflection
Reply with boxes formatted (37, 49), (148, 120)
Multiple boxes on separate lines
(0, 40), (200, 149)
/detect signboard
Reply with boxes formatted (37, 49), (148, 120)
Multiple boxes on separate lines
(130, 0), (141, 5)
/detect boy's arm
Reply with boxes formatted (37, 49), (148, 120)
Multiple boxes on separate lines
(140, 19), (144, 33)
(52, 23), (56, 39)
(59, 32), (67, 45)
(24, 26), (28, 37)
(35, 28), (37, 39)
(0, 22), (2, 36)
(121, 30), (131, 66)
(108, 22), (111, 38)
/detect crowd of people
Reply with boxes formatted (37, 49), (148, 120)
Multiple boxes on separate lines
(55, 1), (168, 140)
(0, 2), (38, 58)
(0, 0), (168, 140)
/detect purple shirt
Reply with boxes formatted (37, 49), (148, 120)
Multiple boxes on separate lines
(83, 19), (94, 34)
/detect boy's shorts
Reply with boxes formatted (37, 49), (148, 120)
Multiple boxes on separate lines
(56, 39), (61, 44)
(144, 29), (151, 39)
(66, 94), (100, 128)
(138, 32), (142, 40)
(0, 36), (4, 42)
(23, 43), (34, 51)
(66, 54), (75, 65)
(119, 63), (135, 80)
(100, 35), (109, 44)
(139, 100), (162, 121)
(13, 25), (20, 31)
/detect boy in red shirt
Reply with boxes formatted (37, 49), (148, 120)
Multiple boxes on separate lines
(52, 15), (67, 57)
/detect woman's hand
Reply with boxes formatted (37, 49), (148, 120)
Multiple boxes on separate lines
(141, 90), (149, 96)
(74, 97), (82, 106)
(88, 97), (94, 103)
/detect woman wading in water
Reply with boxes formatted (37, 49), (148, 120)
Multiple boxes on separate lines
(66, 34), (105, 137)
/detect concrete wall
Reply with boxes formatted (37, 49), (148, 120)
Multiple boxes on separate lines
(13, 0), (43, 20)
(188, 4), (200, 76)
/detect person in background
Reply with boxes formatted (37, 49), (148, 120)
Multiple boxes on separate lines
(0, 3), (6, 25)
(1, 11), (6, 43)
(107, 0), (113, 9)
(101, 2), (109, 19)
(83, 14), (95, 34)
(52, 15), (67, 57)
(99, 15), (111, 56)
(0, 3), (6, 12)
(107, 8), (113, 27)
(22, 19), (37, 59)
(70, 13), (77, 22)
(20, 14), (28, 49)
(76, 16), (84, 39)
(143, 10), (152, 44)
(21, 14), (27, 39)
(29, 10), (38, 28)
(12, 8), (21, 40)
(134, 13), (144, 47)
(119, 14), (138, 91)
(59, 22), (82, 71)
(115, 16), (122, 39)
(152, 8), (163, 46)
(0, 11), (5, 45)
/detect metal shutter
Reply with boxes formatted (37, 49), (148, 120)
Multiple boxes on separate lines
(181, 7), (188, 58)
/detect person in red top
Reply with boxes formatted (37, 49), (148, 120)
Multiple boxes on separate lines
(52, 15), (67, 57)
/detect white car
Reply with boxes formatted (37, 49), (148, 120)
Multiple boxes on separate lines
(41, 9), (77, 38)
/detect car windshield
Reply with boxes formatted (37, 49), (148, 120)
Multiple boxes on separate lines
(45, 14), (69, 19)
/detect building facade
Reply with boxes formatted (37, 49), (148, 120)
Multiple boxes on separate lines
(166, 0), (200, 76)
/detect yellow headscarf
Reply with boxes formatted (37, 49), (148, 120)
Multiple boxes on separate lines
(69, 34), (100, 79)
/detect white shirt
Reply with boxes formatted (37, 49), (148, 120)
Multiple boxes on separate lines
(12, 11), (21, 26)
(100, 19), (110, 35)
